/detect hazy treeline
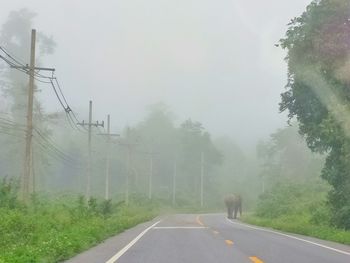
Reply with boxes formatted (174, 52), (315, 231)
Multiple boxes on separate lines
(0, 9), (262, 209)
(0, 8), (327, 213)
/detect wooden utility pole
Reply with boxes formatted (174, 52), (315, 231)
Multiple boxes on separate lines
(144, 148), (159, 200)
(126, 144), (131, 205)
(200, 152), (204, 208)
(105, 115), (111, 200)
(22, 29), (36, 201)
(77, 100), (104, 202)
(117, 128), (139, 205)
(87, 101), (92, 200)
(19, 29), (55, 202)
(172, 159), (177, 206)
(98, 114), (119, 200)
(148, 148), (153, 199)
(262, 176), (265, 193)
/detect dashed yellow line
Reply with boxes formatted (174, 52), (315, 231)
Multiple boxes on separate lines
(249, 256), (264, 263)
(225, 239), (234, 246)
(196, 215), (204, 226)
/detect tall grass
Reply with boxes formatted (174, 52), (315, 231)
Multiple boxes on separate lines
(242, 181), (350, 245)
(0, 179), (158, 263)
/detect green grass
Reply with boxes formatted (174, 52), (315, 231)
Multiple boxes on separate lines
(0, 196), (157, 263)
(242, 211), (350, 245)
(241, 181), (350, 245)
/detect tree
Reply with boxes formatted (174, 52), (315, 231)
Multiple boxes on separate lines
(214, 137), (261, 209)
(132, 103), (178, 198)
(257, 125), (324, 187)
(0, 9), (56, 189)
(129, 104), (222, 206)
(279, 0), (350, 228)
(178, 119), (222, 204)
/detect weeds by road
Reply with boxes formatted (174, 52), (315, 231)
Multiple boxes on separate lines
(0, 179), (157, 263)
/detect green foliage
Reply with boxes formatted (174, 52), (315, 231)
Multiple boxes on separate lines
(88, 197), (98, 212)
(245, 181), (350, 245)
(257, 124), (324, 187)
(309, 201), (331, 226)
(255, 181), (329, 220)
(100, 199), (113, 217)
(0, 9), (57, 184)
(0, 195), (157, 263)
(279, 0), (350, 229)
(243, 214), (350, 245)
(0, 177), (19, 209)
(122, 104), (223, 207)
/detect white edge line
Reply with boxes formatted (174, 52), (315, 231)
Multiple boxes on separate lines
(226, 218), (350, 256)
(105, 220), (161, 263)
(153, 226), (208, 229)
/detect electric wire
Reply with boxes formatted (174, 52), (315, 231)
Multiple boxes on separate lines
(0, 46), (27, 67)
(0, 46), (87, 133)
(33, 127), (82, 164)
(33, 138), (81, 169)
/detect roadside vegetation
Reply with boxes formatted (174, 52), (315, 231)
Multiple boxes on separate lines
(0, 179), (158, 263)
(242, 181), (350, 245)
(244, 0), (350, 244)
(2, 0), (350, 261)
(0, 10), (259, 263)
(246, 123), (350, 245)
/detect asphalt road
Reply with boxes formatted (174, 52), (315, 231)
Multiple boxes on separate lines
(65, 214), (350, 263)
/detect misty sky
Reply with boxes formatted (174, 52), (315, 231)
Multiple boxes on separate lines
(0, 0), (311, 149)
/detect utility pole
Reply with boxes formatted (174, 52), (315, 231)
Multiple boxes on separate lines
(200, 151), (204, 208)
(105, 115), (111, 200)
(172, 159), (177, 206)
(77, 100), (104, 202)
(126, 144), (131, 205)
(16, 29), (55, 202)
(262, 176), (265, 193)
(144, 147), (159, 200)
(117, 127), (138, 205)
(148, 148), (153, 199)
(98, 114), (119, 200)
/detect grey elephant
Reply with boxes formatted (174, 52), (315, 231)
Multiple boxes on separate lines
(224, 194), (242, 219)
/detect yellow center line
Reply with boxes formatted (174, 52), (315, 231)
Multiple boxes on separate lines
(196, 215), (204, 226)
(225, 239), (234, 246)
(249, 256), (264, 263)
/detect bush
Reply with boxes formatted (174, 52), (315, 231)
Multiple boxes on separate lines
(309, 201), (331, 226)
(255, 181), (329, 219)
(0, 177), (19, 209)
(243, 180), (350, 244)
(333, 206), (350, 230)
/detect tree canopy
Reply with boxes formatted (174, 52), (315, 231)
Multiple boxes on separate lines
(279, 0), (350, 228)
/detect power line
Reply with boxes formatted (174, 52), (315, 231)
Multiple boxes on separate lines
(33, 127), (82, 165)
(0, 46), (26, 67)
(49, 78), (68, 111)
(0, 45), (86, 133)
(33, 138), (81, 169)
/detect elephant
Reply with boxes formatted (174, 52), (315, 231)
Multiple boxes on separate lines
(224, 194), (242, 219)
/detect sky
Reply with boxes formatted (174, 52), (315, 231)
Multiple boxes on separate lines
(0, 0), (311, 150)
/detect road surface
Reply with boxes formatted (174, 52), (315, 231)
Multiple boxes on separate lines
(65, 214), (350, 263)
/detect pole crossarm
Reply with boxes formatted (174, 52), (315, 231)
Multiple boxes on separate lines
(10, 65), (55, 71)
(97, 133), (120, 137)
(77, 120), (104, 128)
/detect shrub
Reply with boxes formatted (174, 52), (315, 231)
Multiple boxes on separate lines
(0, 177), (19, 209)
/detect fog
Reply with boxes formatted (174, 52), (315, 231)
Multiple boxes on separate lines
(0, 0), (326, 209)
(0, 0), (311, 149)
